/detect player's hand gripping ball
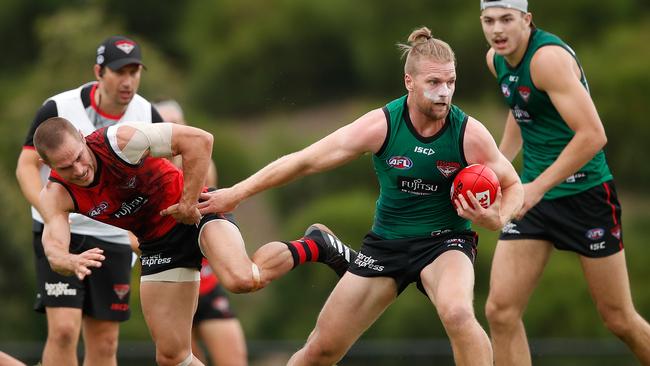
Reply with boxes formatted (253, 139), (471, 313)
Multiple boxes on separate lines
(450, 164), (500, 209)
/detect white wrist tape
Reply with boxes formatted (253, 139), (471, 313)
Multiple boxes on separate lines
(176, 353), (193, 366)
(252, 263), (261, 290)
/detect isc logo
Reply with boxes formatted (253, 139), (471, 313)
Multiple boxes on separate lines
(414, 146), (435, 155)
(589, 242), (606, 251)
(387, 156), (413, 170)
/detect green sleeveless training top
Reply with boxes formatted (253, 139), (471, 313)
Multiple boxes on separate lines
(372, 95), (471, 239)
(493, 28), (612, 199)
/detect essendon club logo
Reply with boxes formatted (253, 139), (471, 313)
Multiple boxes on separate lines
(437, 160), (461, 178)
(115, 40), (135, 54)
(610, 225), (621, 240)
(387, 156), (413, 170)
(518, 86), (531, 103)
(113, 284), (130, 300)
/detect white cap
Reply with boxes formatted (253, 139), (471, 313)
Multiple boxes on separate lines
(480, 0), (528, 13)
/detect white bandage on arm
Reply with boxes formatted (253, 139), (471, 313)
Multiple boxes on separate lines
(107, 122), (173, 164)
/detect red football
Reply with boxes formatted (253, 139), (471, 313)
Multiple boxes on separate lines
(450, 164), (500, 209)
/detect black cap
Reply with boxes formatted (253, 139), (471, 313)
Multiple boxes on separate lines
(96, 35), (145, 70)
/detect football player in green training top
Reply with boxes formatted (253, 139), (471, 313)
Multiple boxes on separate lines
(479, 1), (650, 365)
(196, 27), (523, 366)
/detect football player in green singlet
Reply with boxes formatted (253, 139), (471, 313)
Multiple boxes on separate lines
(196, 27), (523, 366)
(480, 1), (650, 365)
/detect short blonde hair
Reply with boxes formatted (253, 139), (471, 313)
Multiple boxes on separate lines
(397, 27), (456, 75)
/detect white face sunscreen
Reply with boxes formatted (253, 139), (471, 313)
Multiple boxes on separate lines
(423, 82), (452, 103)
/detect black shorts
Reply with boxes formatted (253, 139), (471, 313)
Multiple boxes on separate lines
(138, 213), (236, 277)
(348, 230), (478, 295)
(33, 230), (132, 322)
(193, 283), (236, 324)
(499, 180), (623, 258)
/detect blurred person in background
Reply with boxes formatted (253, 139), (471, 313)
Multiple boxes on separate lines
(196, 27), (524, 366)
(15, 35), (162, 365)
(156, 99), (248, 366)
(479, 1), (650, 365)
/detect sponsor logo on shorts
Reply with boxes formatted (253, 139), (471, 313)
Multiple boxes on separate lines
(589, 241), (606, 251)
(110, 303), (129, 311)
(88, 201), (109, 217)
(45, 282), (77, 297)
(141, 253), (172, 267)
(437, 160), (461, 178)
(113, 195), (149, 219)
(212, 296), (230, 313)
(387, 156), (413, 170)
(354, 253), (384, 272)
(444, 238), (467, 249)
(585, 228), (605, 241)
(113, 284), (130, 300)
(398, 176), (438, 195)
(501, 221), (520, 234)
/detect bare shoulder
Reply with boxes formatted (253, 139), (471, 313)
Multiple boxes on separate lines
(339, 107), (388, 154)
(464, 116), (493, 142)
(463, 116), (500, 164)
(530, 45), (580, 91)
(40, 181), (75, 213)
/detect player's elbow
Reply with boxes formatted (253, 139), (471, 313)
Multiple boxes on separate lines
(596, 132), (607, 150)
(200, 131), (214, 153)
(587, 130), (607, 154)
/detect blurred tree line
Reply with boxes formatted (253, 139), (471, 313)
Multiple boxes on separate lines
(0, 0), (649, 351)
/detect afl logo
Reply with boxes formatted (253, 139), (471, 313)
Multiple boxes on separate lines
(387, 156), (413, 170)
(585, 228), (605, 240)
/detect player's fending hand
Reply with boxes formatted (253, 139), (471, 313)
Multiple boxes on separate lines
(160, 202), (201, 224)
(196, 187), (240, 215)
(52, 248), (105, 281)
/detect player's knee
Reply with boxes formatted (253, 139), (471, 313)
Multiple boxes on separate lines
(485, 297), (520, 328)
(86, 336), (118, 360)
(437, 303), (476, 335)
(598, 305), (635, 337)
(155, 349), (190, 366)
(302, 339), (343, 365)
(48, 323), (79, 348)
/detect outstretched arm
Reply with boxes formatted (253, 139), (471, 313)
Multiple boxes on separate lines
(459, 117), (523, 230)
(110, 122), (213, 224)
(40, 182), (105, 280)
(194, 108), (388, 214)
